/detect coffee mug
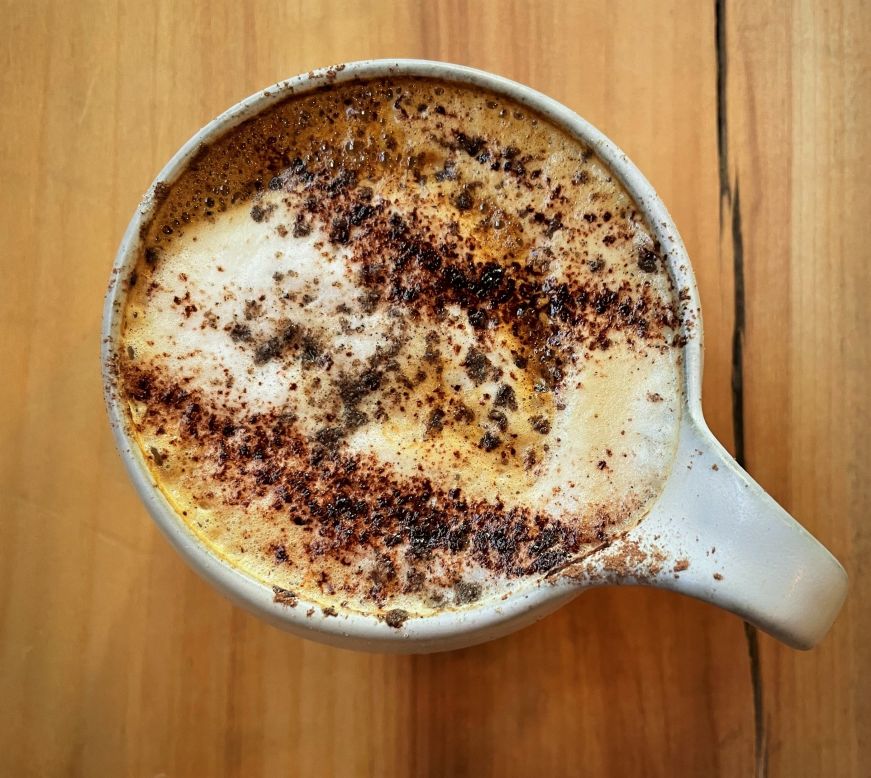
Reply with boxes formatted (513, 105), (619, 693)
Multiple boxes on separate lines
(102, 60), (847, 653)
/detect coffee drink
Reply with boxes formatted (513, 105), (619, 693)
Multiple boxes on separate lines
(114, 76), (683, 624)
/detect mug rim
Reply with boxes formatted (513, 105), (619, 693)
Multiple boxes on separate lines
(101, 58), (703, 650)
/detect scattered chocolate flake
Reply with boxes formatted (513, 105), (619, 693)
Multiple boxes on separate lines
(453, 581), (482, 604)
(434, 160), (457, 181)
(329, 216), (350, 244)
(244, 299), (263, 320)
(349, 203), (375, 225)
(529, 416), (551, 435)
(454, 131), (486, 158)
(272, 586), (298, 607)
(493, 384), (517, 411)
(152, 181), (170, 203)
(453, 188), (474, 212)
(454, 404), (475, 423)
(479, 432), (501, 452)
(638, 246), (659, 273)
(426, 408), (445, 435)
(487, 409), (508, 432)
(229, 323), (252, 343)
(384, 609), (409, 628)
(293, 214), (311, 238)
(587, 257), (605, 272)
(250, 203), (273, 222)
(462, 347), (497, 385)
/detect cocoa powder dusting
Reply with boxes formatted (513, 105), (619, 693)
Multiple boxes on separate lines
(116, 75), (684, 618)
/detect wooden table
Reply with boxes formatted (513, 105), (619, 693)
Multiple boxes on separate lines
(2, 2), (867, 775)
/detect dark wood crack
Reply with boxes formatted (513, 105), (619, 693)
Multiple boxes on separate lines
(717, 1), (767, 775)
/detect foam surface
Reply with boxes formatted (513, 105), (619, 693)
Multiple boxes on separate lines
(117, 76), (684, 620)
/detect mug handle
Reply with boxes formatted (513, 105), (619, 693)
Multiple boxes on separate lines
(563, 416), (848, 649)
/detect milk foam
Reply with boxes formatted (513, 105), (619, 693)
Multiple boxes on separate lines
(118, 76), (684, 617)
(126, 195), (679, 513)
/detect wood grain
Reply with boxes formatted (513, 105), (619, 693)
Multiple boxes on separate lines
(0, 1), (864, 775)
(721, 1), (871, 775)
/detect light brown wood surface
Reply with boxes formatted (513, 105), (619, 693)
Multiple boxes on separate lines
(0, 1), (866, 775)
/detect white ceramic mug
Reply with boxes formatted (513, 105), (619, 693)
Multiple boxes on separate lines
(102, 60), (847, 653)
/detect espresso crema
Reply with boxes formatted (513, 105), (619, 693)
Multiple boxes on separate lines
(115, 76), (684, 623)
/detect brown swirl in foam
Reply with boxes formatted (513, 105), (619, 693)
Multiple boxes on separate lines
(122, 362), (648, 602)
